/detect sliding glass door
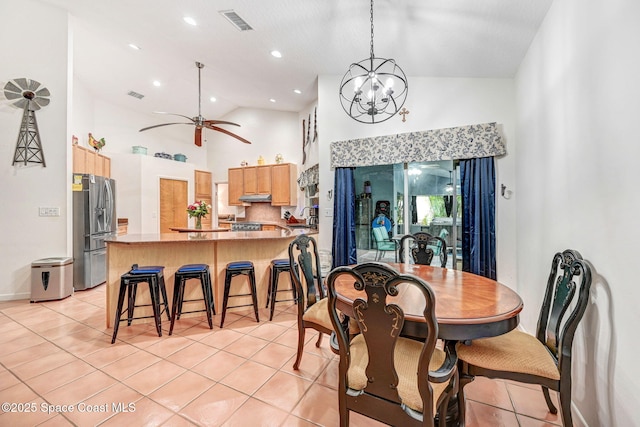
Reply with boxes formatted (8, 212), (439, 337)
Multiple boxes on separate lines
(354, 161), (461, 268)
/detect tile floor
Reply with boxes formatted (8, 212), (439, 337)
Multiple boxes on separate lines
(0, 284), (567, 426)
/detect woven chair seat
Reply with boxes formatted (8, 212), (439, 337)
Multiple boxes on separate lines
(302, 298), (360, 334)
(347, 334), (448, 413)
(457, 329), (560, 380)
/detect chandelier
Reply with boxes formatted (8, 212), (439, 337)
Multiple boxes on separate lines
(339, 0), (408, 124)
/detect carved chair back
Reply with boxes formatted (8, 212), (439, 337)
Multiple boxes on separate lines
(399, 232), (448, 268)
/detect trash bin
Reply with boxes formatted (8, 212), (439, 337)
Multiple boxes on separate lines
(31, 257), (74, 303)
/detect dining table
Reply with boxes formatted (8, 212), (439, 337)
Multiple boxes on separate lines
(333, 262), (523, 342)
(332, 262), (524, 426)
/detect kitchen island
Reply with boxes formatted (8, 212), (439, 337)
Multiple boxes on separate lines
(105, 228), (315, 327)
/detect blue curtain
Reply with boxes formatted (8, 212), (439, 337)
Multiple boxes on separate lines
(332, 167), (357, 268)
(460, 157), (496, 279)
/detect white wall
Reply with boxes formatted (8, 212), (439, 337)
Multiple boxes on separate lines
(0, 0), (70, 300)
(316, 75), (518, 286)
(515, 0), (640, 425)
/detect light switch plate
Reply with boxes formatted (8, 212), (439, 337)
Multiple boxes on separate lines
(39, 207), (60, 217)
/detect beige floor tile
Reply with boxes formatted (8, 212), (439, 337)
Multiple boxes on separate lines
(0, 368), (22, 391)
(0, 340), (57, 367)
(250, 341), (297, 369)
(221, 397), (289, 427)
(148, 371), (215, 411)
(464, 400), (520, 427)
(280, 414), (319, 427)
(27, 359), (97, 395)
(253, 371), (313, 412)
(0, 397), (56, 426)
(464, 375), (514, 411)
(161, 414), (199, 426)
(517, 414), (563, 427)
(10, 351), (78, 381)
(223, 334), (270, 358)
(43, 370), (117, 405)
(165, 341), (219, 369)
(506, 382), (560, 424)
(199, 328), (244, 349)
(36, 414), (75, 426)
(179, 383), (249, 426)
(100, 397), (174, 426)
(84, 342), (139, 368)
(191, 350), (246, 381)
(219, 360), (277, 395)
(315, 357), (339, 390)
(280, 351), (331, 382)
(247, 322), (289, 341)
(291, 383), (340, 426)
(100, 350), (162, 380)
(122, 359), (186, 395)
(144, 335), (195, 358)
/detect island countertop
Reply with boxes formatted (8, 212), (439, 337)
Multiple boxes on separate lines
(106, 228), (314, 245)
(105, 228), (317, 327)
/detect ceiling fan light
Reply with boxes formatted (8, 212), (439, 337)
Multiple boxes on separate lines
(183, 16), (197, 26)
(209, 96), (216, 102)
(293, 89), (302, 94)
(152, 80), (161, 87)
(270, 50), (282, 58)
(128, 43), (141, 50)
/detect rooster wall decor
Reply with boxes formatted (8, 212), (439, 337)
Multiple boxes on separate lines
(88, 133), (106, 152)
(139, 62), (251, 147)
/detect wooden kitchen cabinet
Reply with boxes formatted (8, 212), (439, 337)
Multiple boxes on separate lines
(228, 167), (244, 206)
(271, 163), (297, 206)
(195, 170), (213, 229)
(72, 145), (111, 177)
(243, 165), (271, 195)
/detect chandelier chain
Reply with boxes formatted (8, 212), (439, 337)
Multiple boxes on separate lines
(369, 0), (375, 59)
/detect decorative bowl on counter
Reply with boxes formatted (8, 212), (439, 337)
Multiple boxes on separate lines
(154, 152), (173, 159)
(173, 153), (187, 162)
(132, 145), (147, 155)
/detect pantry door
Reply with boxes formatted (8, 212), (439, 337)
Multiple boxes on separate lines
(159, 178), (188, 233)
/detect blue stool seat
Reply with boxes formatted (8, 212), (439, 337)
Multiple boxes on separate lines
(111, 264), (169, 344)
(266, 259), (298, 321)
(220, 261), (258, 328)
(169, 263), (215, 335)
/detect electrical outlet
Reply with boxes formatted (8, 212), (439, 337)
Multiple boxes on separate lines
(39, 207), (60, 217)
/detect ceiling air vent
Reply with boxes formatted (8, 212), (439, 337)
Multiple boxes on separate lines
(219, 10), (253, 31)
(127, 91), (144, 100)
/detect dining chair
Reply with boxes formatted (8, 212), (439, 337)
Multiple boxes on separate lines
(326, 262), (458, 427)
(456, 249), (592, 427)
(372, 226), (398, 262)
(288, 234), (358, 370)
(399, 232), (448, 268)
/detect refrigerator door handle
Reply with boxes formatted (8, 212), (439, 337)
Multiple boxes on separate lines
(104, 179), (113, 233)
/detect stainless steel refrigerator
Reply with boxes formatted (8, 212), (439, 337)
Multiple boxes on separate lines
(72, 174), (116, 290)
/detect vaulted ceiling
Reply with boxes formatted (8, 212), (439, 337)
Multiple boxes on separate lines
(40, 0), (553, 121)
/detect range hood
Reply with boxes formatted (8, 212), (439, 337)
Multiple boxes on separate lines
(238, 194), (272, 203)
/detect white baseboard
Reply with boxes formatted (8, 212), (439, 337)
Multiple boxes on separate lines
(0, 292), (30, 301)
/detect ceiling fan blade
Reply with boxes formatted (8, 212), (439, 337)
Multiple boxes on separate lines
(194, 127), (203, 147)
(203, 120), (240, 127)
(206, 124), (252, 144)
(139, 122), (194, 132)
(153, 112), (195, 122)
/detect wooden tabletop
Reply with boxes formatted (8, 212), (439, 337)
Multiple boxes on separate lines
(169, 227), (230, 233)
(333, 263), (523, 341)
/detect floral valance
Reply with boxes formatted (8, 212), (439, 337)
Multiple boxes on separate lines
(330, 122), (505, 168)
(297, 163), (319, 188)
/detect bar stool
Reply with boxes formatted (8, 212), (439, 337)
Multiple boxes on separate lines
(111, 265), (169, 344)
(169, 264), (215, 335)
(266, 259), (297, 321)
(220, 261), (259, 328)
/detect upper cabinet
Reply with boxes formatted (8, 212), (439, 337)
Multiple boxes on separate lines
(228, 167), (244, 206)
(73, 145), (111, 178)
(242, 165), (272, 195)
(194, 170), (213, 229)
(271, 163), (297, 206)
(227, 163), (297, 206)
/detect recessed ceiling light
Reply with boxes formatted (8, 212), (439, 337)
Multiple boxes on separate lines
(183, 16), (197, 26)
(153, 80), (161, 87)
(270, 50), (282, 58)
(293, 89), (302, 94)
(128, 43), (141, 50)
(210, 97), (217, 102)
(269, 98), (276, 103)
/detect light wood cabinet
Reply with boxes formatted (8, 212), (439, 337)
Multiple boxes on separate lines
(271, 163), (297, 206)
(194, 170), (213, 229)
(228, 167), (244, 206)
(72, 145), (111, 178)
(242, 165), (271, 195)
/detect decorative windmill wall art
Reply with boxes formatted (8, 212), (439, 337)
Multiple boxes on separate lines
(3, 78), (50, 166)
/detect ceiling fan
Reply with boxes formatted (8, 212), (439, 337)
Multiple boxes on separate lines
(139, 61), (251, 147)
